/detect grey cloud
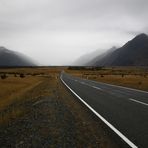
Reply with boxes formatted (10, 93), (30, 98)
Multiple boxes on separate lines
(0, 0), (147, 65)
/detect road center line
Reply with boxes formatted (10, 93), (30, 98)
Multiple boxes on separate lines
(74, 79), (103, 91)
(129, 98), (148, 106)
(61, 75), (138, 148)
(92, 86), (102, 90)
(81, 82), (85, 84)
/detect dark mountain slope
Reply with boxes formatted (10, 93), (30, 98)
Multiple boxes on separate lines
(0, 46), (36, 66)
(86, 46), (117, 66)
(72, 49), (106, 66)
(94, 33), (148, 66)
(73, 47), (117, 66)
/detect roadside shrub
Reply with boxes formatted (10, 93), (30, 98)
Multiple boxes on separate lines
(101, 74), (104, 77)
(32, 73), (38, 76)
(68, 66), (103, 70)
(138, 81), (142, 85)
(121, 74), (124, 78)
(143, 74), (147, 78)
(20, 73), (25, 78)
(1, 74), (7, 79)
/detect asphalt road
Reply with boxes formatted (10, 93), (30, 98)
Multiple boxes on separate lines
(61, 72), (148, 148)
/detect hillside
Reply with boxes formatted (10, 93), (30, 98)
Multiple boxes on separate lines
(0, 47), (36, 66)
(73, 49), (108, 66)
(92, 33), (148, 66)
(86, 46), (117, 66)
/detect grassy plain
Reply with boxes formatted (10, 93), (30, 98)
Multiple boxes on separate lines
(0, 67), (65, 125)
(1, 66), (147, 126)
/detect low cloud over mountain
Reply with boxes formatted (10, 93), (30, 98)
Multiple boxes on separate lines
(75, 33), (148, 66)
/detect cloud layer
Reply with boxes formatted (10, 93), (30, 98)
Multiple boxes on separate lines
(0, 0), (147, 65)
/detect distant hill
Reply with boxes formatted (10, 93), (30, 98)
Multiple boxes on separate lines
(87, 33), (148, 66)
(0, 47), (36, 67)
(73, 49), (104, 66)
(73, 47), (117, 66)
(86, 46), (117, 66)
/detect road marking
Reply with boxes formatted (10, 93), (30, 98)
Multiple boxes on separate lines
(60, 75), (138, 148)
(129, 98), (148, 106)
(81, 82), (85, 84)
(73, 78), (103, 91)
(91, 80), (148, 94)
(90, 85), (102, 90)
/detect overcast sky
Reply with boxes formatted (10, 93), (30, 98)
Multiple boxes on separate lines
(0, 0), (148, 65)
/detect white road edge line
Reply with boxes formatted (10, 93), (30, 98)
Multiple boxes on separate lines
(129, 98), (148, 106)
(60, 75), (138, 148)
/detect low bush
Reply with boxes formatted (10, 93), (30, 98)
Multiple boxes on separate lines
(1, 74), (7, 79)
(20, 73), (25, 78)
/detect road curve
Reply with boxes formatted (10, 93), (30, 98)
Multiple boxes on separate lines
(61, 72), (148, 148)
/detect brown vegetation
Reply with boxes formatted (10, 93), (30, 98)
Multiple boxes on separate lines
(0, 76), (43, 124)
(66, 67), (148, 91)
(0, 67), (118, 147)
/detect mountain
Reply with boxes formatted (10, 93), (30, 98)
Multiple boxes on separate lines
(86, 46), (117, 66)
(73, 47), (117, 66)
(73, 49), (104, 66)
(89, 33), (148, 66)
(0, 46), (36, 66)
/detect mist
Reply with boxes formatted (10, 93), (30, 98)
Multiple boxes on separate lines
(0, 0), (148, 65)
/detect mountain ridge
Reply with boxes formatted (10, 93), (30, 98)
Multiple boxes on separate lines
(85, 33), (148, 66)
(0, 46), (36, 67)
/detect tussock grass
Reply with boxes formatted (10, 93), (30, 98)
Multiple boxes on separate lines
(0, 67), (65, 125)
(0, 75), (43, 125)
(0, 76), (41, 110)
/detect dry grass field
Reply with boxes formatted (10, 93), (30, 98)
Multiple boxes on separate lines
(0, 76), (41, 110)
(66, 67), (148, 91)
(0, 67), (119, 148)
(0, 66), (147, 147)
(0, 76), (42, 124)
(1, 66), (147, 126)
(0, 67), (65, 125)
